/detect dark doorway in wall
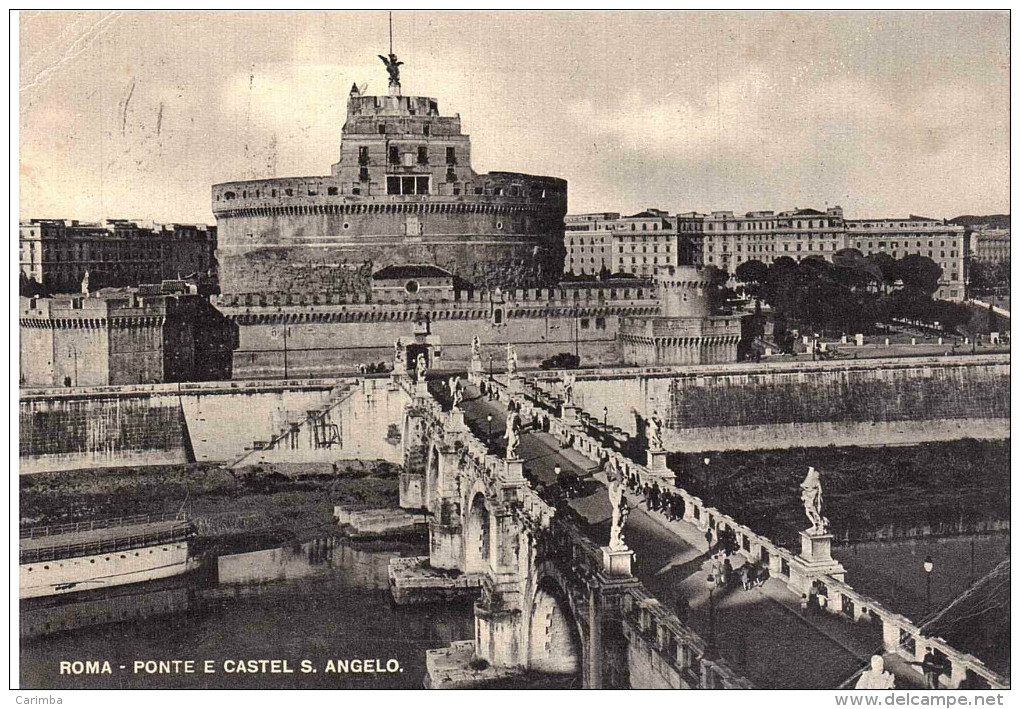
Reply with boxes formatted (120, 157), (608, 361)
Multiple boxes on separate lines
(406, 343), (430, 372)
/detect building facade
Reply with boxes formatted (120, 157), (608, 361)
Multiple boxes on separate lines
(679, 206), (846, 272)
(844, 216), (966, 300)
(575, 206), (967, 301)
(969, 226), (1010, 263)
(564, 210), (680, 278)
(18, 219), (217, 294)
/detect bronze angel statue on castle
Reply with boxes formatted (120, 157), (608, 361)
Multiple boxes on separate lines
(379, 53), (403, 86)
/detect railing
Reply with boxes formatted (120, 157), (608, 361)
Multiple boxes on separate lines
(621, 586), (753, 689)
(20, 522), (194, 565)
(20, 377), (346, 400)
(20, 511), (187, 540)
(521, 353), (1010, 386)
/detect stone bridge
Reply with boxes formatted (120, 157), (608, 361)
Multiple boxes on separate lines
(394, 374), (750, 689)
(393, 361), (1008, 690)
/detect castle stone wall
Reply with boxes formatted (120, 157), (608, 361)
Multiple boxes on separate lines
(571, 356), (1010, 452)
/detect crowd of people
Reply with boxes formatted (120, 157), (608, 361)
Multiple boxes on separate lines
(620, 469), (686, 522)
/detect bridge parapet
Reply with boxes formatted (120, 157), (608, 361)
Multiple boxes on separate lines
(621, 586), (753, 690)
(402, 374), (761, 689)
(516, 372), (1008, 690)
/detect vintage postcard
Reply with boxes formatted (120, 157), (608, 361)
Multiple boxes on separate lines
(14, 10), (1010, 699)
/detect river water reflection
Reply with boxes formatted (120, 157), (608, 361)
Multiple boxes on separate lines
(20, 537), (475, 689)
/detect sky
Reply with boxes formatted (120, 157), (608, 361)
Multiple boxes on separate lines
(18, 10), (1010, 224)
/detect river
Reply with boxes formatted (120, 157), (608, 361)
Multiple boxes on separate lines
(20, 537), (476, 689)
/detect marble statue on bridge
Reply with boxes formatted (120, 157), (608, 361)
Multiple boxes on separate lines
(415, 353), (427, 383)
(608, 477), (629, 551)
(471, 335), (481, 359)
(646, 412), (663, 451)
(800, 466), (830, 534)
(394, 339), (405, 371)
(506, 343), (518, 378)
(450, 376), (463, 409)
(855, 656), (896, 689)
(562, 372), (576, 405)
(505, 411), (521, 459)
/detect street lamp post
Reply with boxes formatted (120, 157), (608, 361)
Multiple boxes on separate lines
(603, 406), (608, 433)
(487, 414), (493, 446)
(923, 555), (934, 616)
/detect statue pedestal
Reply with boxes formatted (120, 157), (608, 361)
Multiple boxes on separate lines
(789, 531), (845, 596)
(800, 531), (834, 563)
(508, 376), (523, 396)
(561, 404), (580, 426)
(646, 449), (668, 472)
(504, 458), (525, 483)
(601, 545), (634, 578)
(470, 355), (483, 376)
(415, 380), (429, 398)
(446, 409), (467, 432)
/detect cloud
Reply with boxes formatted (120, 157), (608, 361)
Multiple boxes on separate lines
(18, 11), (1010, 223)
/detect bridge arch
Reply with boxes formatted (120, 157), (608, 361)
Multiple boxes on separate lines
(400, 410), (422, 471)
(526, 567), (584, 681)
(464, 490), (491, 574)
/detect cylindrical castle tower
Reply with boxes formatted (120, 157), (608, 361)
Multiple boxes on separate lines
(212, 63), (567, 296)
(655, 265), (713, 318)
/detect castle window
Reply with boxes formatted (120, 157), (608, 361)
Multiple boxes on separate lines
(327, 187), (338, 196)
(580, 318), (590, 330)
(493, 308), (503, 325)
(446, 147), (456, 165)
(423, 124), (430, 136)
(402, 176), (416, 194)
(447, 168), (456, 183)
(387, 177), (400, 195)
(352, 187), (361, 195)
(343, 223), (350, 230)
(416, 177), (430, 195)
(389, 146), (400, 165)
(359, 146), (370, 165)
(418, 146), (429, 165)
(285, 188), (293, 197)
(359, 167), (369, 182)
(224, 191), (235, 200)
(271, 189), (277, 197)
(378, 124), (386, 134)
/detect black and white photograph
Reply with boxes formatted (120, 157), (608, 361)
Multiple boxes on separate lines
(12, 9), (1011, 699)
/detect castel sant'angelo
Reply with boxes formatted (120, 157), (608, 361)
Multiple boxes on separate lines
(210, 46), (740, 379)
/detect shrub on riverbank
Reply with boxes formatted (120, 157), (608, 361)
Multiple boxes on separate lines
(20, 460), (401, 551)
(667, 439), (1009, 546)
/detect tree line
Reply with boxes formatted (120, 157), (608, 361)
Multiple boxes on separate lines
(730, 251), (974, 350)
